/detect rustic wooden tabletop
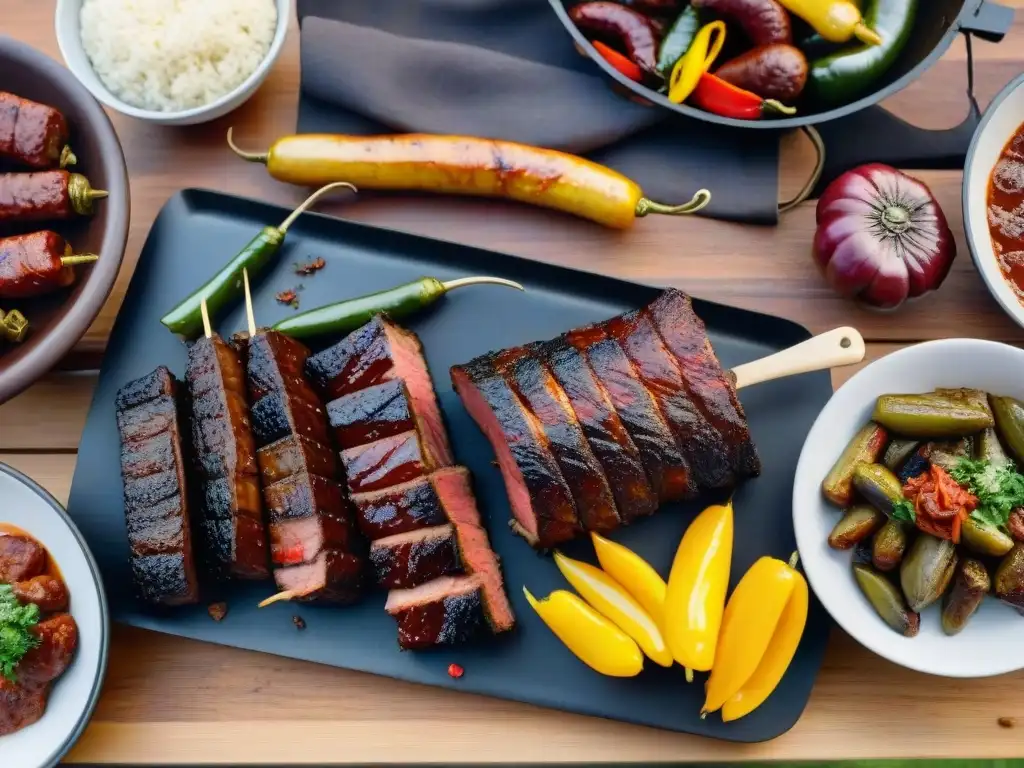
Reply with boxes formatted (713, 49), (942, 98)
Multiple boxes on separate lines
(4, 0), (1024, 763)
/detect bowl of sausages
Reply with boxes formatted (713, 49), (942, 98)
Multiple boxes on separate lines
(0, 36), (129, 405)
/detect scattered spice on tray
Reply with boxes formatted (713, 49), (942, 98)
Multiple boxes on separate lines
(447, 663), (464, 679)
(490, 460), (499, 468)
(292, 615), (306, 630)
(294, 257), (326, 276)
(276, 288), (300, 310)
(999, 716), (1016, 729)
(207, 602), (228, 622)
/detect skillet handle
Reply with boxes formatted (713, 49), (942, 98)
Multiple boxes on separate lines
(959, 0), (1014, 43)
(730, 327), (865, 391)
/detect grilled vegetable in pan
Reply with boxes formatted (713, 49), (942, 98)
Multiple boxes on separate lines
(0, 309), (28, 343)
(871, 391), (994, 438)
(691, 0), (793, 45)
(871, 519), (907, 572)
(227, 130), (711, 230)
(900, 534), (957, 613)
(657, 5), (701, 76)
(941, 558), (989, 636)
(592, 41), (645, 81)
(0, 230), (97, 299)
(690, 73), (797, 119)
(715, 43), (809, 102)
(569, 2), (660, 74)
(828, 504), (884, 550)
(821, 422), (887, 506)
(853, 562), (919, 637)
(667, 21), (726, 104)
(775, 0), (881, 44)
(0, 92), (76, 169)
(0, 171), (106, 222)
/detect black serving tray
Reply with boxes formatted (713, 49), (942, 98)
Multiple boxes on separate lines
(68, 189), (833, 743)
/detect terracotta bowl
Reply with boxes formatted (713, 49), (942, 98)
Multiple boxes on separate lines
(0, 36), (129, 405)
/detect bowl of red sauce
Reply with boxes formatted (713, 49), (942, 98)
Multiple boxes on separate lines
(964, 72), (1024, 327)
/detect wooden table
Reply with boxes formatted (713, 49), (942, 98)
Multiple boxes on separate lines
(4, 1), (1024, 762)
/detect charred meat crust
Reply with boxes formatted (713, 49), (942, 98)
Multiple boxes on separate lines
(369, 525), (461, 590)
(327, 378), (416, 448)
(351, 476), (450, 540)
(305, 315), (396, 401)
(386, 577), (486, 650)
(341, 430), (435, 494)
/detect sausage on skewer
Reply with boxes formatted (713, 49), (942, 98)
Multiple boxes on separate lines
(0, 171), (107, 223)
(0, 230), (97, 299)
(0, 92), (76, 169)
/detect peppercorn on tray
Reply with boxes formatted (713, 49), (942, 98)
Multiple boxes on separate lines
(67, 189), (832, 742)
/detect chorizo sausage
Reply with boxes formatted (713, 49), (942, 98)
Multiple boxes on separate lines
(0, 93), (75, 170)
(692, 0), (792, 45)
(0, 230), (97, 300)
(0, 171), (106, 223)
(716, 44), (808, 102)
(569, 2), (659, 73)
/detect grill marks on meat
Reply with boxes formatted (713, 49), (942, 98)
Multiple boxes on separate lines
(604, 310), (733, 490)
(647, 290), (761, 479)
(385, 575), (486, 650)
(370, 524), (461, 589)
(247, 331), (365, 603)
(116, 367), (199, 606)
(186, 335), (269, 580)
(341, 430), (440, 494)
(451, 354), (581, 548)
(328, 379), (415, 447)
(351, 476), (450, 540)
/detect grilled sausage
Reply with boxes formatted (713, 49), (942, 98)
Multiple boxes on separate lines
(0, 171), (106, 223)
(569, 2), (659, 73)
(0, 92), (74, 170)
(0, 231), (96, 299)
(716, 44), (809, 102)
(692, 0), (792, 45)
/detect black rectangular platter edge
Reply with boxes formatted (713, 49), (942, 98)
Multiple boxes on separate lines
(67, 189), (833, 743)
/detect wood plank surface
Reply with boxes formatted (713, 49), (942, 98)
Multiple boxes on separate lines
(4, 0), (1024, 763)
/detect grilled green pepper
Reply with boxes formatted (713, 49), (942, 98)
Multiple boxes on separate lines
(273, 276), (524, 340)
(883, 438), (919, 472)
(941, 558), (990, 636)
(990, 396), (1024, 467)
(828, 504), (886, 550)
(853, 563), (919, 637)
(822, 423), (888, 506)
(871, 391), (994, 439)
(807, 0), (917, 106)
(900, 534), (958, 613)
(960, 517), (1015, 558)
(975, 426), (1012, 467)
(872, 519), (908, 572)
(852, 463), (904, 517)
(995, 544), (1024, 614)
(657, 6), (701, 77)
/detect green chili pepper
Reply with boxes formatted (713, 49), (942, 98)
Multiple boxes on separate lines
(160, 182), (356, 340)
(807, 0), (917, 107)
(273, 276), (524, 340)
(657, 6), (701, 78)
(0, 309), (28, 343)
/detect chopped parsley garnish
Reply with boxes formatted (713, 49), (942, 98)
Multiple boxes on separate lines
(891, 498), (916, 524)
(950, 456), (1024, 531)
(0, 584), (40, 682)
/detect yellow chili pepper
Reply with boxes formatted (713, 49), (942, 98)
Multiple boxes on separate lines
(591, 532), (667, 628)
(775, 0), (881, 45)
(722, 571), (808, 722)
(524, 587), (644, 677)
(663, 500), (733, 676)
(668, 21), (726, 105)
(703, 553), (802, 716)
(554, 551), (672, 667)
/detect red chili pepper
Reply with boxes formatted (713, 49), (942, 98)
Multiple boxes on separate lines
(690, 72), (796, 120)
(591, 41), (644, 83)
(447, 663), (464, 679)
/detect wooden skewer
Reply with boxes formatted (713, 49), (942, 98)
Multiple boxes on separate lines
(243, 268), (257, 337)
(258, 590), (299, 608)
(200, 296), (213, 340)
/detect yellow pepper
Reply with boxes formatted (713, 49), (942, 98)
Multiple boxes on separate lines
(775, 0), (881, 45)
(722, 571), (808, 722)
(663, 500), (733, 676)
(591, 532), (667, 628)
(554, 551), (672, 667)
(524, 587), (644, 677)
(703, 553), (805, 716)
(668, 21), (726, 105)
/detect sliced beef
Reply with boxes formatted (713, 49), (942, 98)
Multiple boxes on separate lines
(269, 512), (358, 567)
(351, 475), (450, 540)
(307, 315), (452, 463)
(11, 575), (68, 612)
(565, 326), (691, 502)
(604, 310), (733, 490)
(0, 534), (46, 582)
(541, 337), (656, 522)
(19, 614), (78, 684)
(341, 430), (439, 494)
(247, 330), (320, 403)
(251, 390), (332, 448)
(256, 434), (337, 486)
(451, 354), (582, 548)
(646, 289), (761, 479)
(263, 471), (347, 521)
(327, 378), (413, 447)
(385, 575), (486, 650)
(273, 549), (364, 604)
(370, 524), (461, 590)
(432, 467), (515, 632)
(116, 367), (199, 607)
(187, 335), (269, 581)
(495, 344), (620, 534)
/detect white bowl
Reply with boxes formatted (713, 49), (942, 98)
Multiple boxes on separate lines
(0, 463), (109, 768)
(963, 72), (1024, 329)
(793, 339), (1024, 679)
(54, 0), (291, 126)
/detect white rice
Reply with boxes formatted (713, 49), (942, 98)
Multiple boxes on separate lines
(80, 0), (278, 113)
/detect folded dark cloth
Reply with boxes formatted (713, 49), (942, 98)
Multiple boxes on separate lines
(296, 0), (783, 224)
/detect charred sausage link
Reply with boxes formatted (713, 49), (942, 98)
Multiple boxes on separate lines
(0, 230), (97, 299)
(0, 171), (107, 222)
(0, 92), (75, 170)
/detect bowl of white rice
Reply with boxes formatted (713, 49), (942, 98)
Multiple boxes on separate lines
(55, 0), (289, 126)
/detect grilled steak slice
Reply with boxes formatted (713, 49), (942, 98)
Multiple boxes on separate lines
(274, 549), (364, 604)
(351, 475), (450, 541)
(565, 326), (691, 502)
(263, 471), (346, 521)
(370, 524), (461, 589)
(495, 344), (620, 534)
(310, 316), (453, 459)
(341, 430), (441, 494)
(385, 575), (486, 650)
(116, 367), (199, 607)
(247, 330), (320, 403)
(451, 354), (582, 548)
(187, 335), (269, 580)
(269, 511), (358, 567)
(604, 310), (733, 490)
(647, 289), (760, 479)
(541, 338), (656, 522)
(256, 434), (337, 486)
(432, 466), (515, 632)
(0, 534), (46, 582)
(251, 390), (332, 448)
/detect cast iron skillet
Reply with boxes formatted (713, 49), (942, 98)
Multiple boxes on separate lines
(549, 0), (1013, 131)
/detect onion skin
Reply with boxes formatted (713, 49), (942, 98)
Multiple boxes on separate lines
(812, 163), (956, 310)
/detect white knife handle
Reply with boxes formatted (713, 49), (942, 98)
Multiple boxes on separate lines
(731, 327), (865, 390)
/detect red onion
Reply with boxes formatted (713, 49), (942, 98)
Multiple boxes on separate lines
(813, 163), (957, 310)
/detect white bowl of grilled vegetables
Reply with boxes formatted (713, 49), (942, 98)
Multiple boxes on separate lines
(793, 339), (1024, 678)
